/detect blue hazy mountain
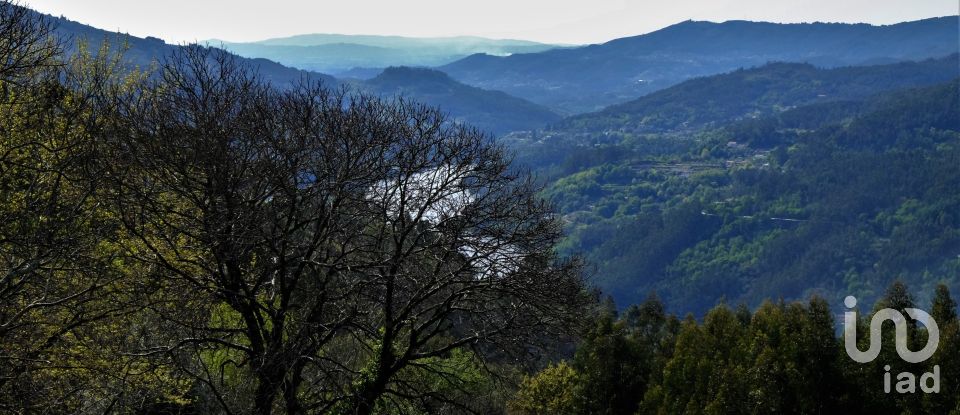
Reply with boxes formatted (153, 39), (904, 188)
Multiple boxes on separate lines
(441, 17), (960, 114)
(45, 14), (561, 135)
(210, 34), (560, 76)
(49, 15), (338, 87)
(553, 54), (960, 134)
(355, 67), (560, 134)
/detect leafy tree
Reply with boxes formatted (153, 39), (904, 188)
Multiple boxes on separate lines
(572, 306), (649, 415)
(0, 4), (165, 411)
(507, 361), (579, 415)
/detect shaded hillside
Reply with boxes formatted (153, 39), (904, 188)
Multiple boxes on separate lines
(554, 55), (960, 133)
(441, 17), (959, 114)
(358, 67), (560, 134)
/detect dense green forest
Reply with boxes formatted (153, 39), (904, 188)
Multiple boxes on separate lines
(510, 282), (960, 415)
(507, 59), (960, 314)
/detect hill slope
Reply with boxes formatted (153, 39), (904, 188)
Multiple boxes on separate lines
(505, 58), (960, 313)
(441, 17), (959, 114)
(554, 54), (960, 133)
(357, 67), (560, 134)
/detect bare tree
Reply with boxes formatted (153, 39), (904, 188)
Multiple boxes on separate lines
(105, 45), (587, 414)
(319, 97), (587, 415)
(0, 1), (60, 85)
(105, 46), (367, 414)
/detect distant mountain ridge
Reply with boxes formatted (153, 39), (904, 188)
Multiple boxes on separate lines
(356, 67), (560, 134)
(441, 16), (960, 114)
(211, 34), (560, 76)
(44, 13), (560, 135)
(39, 10), (960, 140)
(49, 14), (337, 87)
(552, 54), (960, 134)
(244, 33), (553, 49)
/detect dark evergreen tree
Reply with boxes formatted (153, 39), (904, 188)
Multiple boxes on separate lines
(925, 285), (960, 413)
(572, 305), (649, 415)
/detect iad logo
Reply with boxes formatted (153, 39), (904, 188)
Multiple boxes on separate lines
(843, 295), (941, 393)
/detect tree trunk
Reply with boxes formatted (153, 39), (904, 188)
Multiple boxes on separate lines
(253, 378), (277, 415)
(253, 357), (286, 415)
(350, 340), (396, 415)
(283, 361), (306, 415)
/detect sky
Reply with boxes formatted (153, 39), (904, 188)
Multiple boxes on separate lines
(23, 0), (958, 45)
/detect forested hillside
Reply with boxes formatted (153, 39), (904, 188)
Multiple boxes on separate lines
(554, 55), (959, 133)
(49, 12), (337, 86)
(509, 61), (960, 314)
(510, 282), (960, 415)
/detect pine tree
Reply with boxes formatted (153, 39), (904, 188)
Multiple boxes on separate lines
(925, 284), (960, 413)
(799, 298), (844, 413)
(572, 306), (649, 415)
(873, 281), (923, 414)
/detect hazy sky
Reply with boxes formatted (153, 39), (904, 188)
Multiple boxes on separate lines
(24, 0), (958, 45)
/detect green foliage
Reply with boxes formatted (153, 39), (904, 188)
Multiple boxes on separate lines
(520, 77), (960, 313)
(508, 361), (579, 415)
(572, 305), (657, 415)
(516, 283), (960, 415)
